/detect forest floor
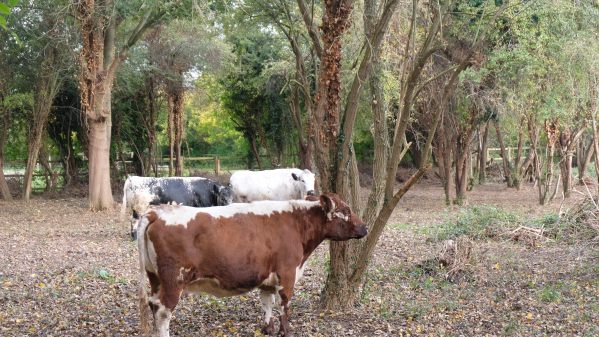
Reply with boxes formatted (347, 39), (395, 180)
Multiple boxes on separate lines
(0, 177), (598, 336)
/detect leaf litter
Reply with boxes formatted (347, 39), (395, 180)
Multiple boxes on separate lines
(0, 182), (597, 336)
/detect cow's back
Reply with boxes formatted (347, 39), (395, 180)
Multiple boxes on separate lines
(230, 169), (301, 202)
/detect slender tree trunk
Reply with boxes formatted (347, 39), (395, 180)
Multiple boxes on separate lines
(23, 50), (61, 201)
(167, 95), (175, 176)
(495, 121), (514, 187)
(558, 127), (585, 198)
(454, 140), (470, 205)
(146, 76), (158, 176)
(436, 121), (453, 205)
(174, 91), (184, 176)
(592, 121), (599, 194)
(250, 136), (262, 170)
(478, 121), (489, 184)
(0, 106), (11, 200)
(577, 137), (593, 184)
(537, 120), (559, 205)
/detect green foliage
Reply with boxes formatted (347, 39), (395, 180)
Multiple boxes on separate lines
(538, 283), (563, 303)
(0, 0), (18, 30)
(431, 205), (519, 241)
(220, 28), (295, 167)
(187, 75), (246, 156)
(1, 92), (33, 161)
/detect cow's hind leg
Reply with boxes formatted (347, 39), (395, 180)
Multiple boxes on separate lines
(277, 275), (296, 337)
(259, 289), (276, 335)
(146, 272), (161, 333)
(154, 267), (183, 337)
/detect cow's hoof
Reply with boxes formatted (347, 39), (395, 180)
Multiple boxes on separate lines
(261, 319), (275, 335)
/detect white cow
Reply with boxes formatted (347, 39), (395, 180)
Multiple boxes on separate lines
(230, 168), (316, 202)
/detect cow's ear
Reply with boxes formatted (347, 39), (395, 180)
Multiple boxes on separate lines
(291, 172), (299, 181)
(320, 194), (335, 215)
(213, 184), (220, 194)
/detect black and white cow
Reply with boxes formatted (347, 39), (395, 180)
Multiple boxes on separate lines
(121, 176), (233, 239)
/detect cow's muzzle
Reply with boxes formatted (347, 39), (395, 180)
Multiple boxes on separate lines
(355, 224), (368, 239)
(307, 190), (316, 196)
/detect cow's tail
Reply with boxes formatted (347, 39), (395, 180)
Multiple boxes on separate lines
(137, 213), (153, 336)
(121, 177), (131, 219)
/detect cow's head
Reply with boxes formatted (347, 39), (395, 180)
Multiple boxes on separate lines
(214, 184), (234, 206)
(320, 193), (367, 240)
(291, 169), (316, 197)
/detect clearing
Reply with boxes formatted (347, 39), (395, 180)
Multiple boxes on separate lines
(0, 180), (597, 336)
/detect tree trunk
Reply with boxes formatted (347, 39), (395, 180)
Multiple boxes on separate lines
(436, 121), (453, 205)
(250, 136), (262, 170)
(174, 91), (184, 176)
(495, 121), (514, 187)
(592, 120), (599, 194)
(313, 0), (354, 308)
(87, 120), (114, 209)
(167, 95), (175, 176)
(23, 49), (61, 201)
(146, 75), (158, 176)
(577, 137), (593, 184)
(0, 106), (11, 200)
(558, 127), (585, 198)
(478, 121), (489, 184)
(454, 140), (470, 205)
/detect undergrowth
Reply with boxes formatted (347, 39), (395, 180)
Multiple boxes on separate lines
(429, 205), (519, 241)
(429, 205), (597, 244)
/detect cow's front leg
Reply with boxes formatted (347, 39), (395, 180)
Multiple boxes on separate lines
(259, 289), (276, 335)
(277, 277), (296, 337)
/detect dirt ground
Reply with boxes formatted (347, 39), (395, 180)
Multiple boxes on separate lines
(0, 180), (597, 336)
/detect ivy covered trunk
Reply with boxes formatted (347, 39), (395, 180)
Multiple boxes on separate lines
(312, 0), (354, 308)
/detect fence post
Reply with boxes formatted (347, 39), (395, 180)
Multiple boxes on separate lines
(215, 156), (221, 176)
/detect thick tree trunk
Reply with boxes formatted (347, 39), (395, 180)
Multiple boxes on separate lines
(314, 0), (354, 309)
(88, 120), (114, 209)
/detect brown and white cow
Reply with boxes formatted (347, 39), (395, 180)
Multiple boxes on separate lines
(137, 193), (367, 337)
